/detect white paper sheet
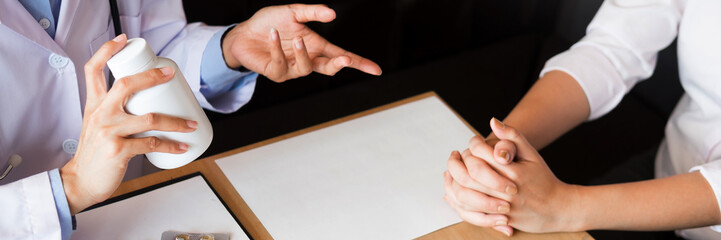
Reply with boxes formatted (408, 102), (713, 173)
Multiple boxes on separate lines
(72, 175), (249, 240)
(216, 96), (471, 240)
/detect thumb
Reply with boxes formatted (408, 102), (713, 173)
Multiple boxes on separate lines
(489, 118), (541, 162)
(288, 4), (336, 23)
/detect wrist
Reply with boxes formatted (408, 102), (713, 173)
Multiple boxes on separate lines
(559, 184), (589, 232)
(60, 163), (88, 215)
(221, 24), (242, 69)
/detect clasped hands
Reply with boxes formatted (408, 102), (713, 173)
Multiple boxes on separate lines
(443, 118), (584, 236)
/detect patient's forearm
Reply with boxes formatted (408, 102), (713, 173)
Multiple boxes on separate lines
(571, 172), (721, 231)
(495, 70), (589, 149)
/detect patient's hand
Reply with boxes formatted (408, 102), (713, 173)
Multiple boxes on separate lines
(445, 118), (581, 235)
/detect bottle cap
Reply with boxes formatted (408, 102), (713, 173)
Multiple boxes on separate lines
(107, 38), (156, 79)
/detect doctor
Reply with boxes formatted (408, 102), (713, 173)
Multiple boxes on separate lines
(0, 1), (381, 239)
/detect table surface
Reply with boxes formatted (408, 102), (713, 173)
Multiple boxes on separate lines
(109, 92), (594, 240)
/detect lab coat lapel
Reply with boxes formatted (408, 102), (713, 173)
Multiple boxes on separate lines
(54, 0), (81, 48)
(0, 0), (65, 55)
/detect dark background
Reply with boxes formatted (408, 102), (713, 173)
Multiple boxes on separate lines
(184, 1), (684, 238)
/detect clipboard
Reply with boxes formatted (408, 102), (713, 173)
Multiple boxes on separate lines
(72, 173), (252, 240)
(215, 93), (471, 239)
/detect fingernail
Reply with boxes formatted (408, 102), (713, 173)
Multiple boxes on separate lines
(498, 204), (510, 213)
(160, 67), (173, 76)
(112, 34), (125, 42)
(270, 28), (278, 40)
(500, 228), (512, 237)
(500, 150), (510, 162)
(493, 117), (505, 129)
(495, 220), (507, 226)
(294, 37), (304, 50)
(186, 120), (198, 129)
(506, 185), (518, 195)
(179, 143), (189, 151)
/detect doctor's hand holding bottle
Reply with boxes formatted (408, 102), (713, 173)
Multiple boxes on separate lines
(60, 34), (195, 215)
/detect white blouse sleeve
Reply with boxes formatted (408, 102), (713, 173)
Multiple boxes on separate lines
(540, 0), (682, 120)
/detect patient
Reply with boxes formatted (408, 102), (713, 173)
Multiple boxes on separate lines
(443, 0), (721, 239)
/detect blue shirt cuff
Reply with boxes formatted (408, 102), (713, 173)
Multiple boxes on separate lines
(48, 168), (73, 240)
(200, 25), (256, 99)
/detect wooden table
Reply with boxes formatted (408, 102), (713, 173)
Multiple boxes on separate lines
(110, 93), (593, 240)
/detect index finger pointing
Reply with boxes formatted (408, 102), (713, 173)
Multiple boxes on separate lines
(322, 42), (382, 76)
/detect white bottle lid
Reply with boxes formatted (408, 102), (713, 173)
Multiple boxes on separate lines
(107, 38), (156, 79)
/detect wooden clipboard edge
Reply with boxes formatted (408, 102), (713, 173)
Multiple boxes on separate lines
(97, 170), (254, 239)
(110, 159), (271, 240)
(418, 222), (594, 240)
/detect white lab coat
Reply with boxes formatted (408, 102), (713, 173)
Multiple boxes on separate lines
(0, 0), (231, 238)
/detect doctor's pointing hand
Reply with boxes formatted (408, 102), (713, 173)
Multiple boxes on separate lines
(222, 4), (382, 82)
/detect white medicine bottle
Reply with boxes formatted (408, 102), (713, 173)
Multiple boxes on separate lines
(107, 38), (213, 169)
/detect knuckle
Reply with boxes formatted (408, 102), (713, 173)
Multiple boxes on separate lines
(87, 112), (104, 126)
(97, 127), (114, 139)
(147, 137), (160, 151)
(113, 77), (129, 90)
(469, 144), (483, 156)
(299, 65), (312, 76)
(273, 58), (286, 66)
(506, 171), (520, 182)
(468, 170), (488, 186)
(465, 161), (485, 177)
(485, 200), (496, 212)
(109, 141), (123, 156)
(83, 62), (97, 74)
(506, 128), (521, 140)
(455, 174), (474, 188)
(468, 135), (481, 146)
(462, 148), (473, 158)
(143, 113), (158, 126)
(484, 177), (505, 191)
